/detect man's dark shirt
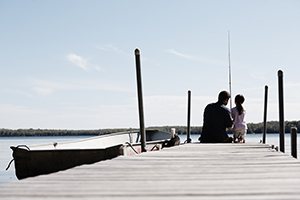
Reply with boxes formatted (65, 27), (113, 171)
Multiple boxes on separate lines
(200, 101), (233, 143)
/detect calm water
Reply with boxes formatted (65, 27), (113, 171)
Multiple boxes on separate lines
(0, 133), (298, 185)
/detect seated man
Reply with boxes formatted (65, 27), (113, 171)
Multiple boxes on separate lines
(199, 91), (233, 143)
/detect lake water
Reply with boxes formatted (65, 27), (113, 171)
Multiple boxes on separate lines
(0, 133), (298, 185)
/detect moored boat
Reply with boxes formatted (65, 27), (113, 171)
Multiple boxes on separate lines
(10, 129), (180, 180)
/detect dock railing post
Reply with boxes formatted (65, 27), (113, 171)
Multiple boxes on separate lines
(135, 49), (146, 152)
(186, 90), (192, 143)
(278, 70), (285, 153)
(291, 127), (297, 158)
(262, 85), (268, 144)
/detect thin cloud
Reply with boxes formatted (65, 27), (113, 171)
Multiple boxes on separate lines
(67, 53), (102, 71)
(166, 49), (196, 60)
(67, 53), (88, 70)
(96, 44), (128, 55)
(31, 79), (133, 96)
(166, 49), (225, 66)
(285, 81), (300, 88)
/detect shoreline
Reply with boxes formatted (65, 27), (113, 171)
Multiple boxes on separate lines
(1, 120), (299, 137)
(0, 128), (130, 137)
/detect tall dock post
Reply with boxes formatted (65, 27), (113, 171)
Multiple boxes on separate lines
(135, 49), (146, 152)
(291, 127), (297, 158)
(262, 85), (268, 144)
(186, 90), (192, 143)
(278, 70), (285, 153)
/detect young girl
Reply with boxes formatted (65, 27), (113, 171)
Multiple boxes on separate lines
(231, 94), (247, 143)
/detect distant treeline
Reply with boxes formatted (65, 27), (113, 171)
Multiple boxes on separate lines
(150, 120), (300, 135)
(247, 120), (300, 134)
(0, 121), (299, 136)
(0, 128), (130, 137)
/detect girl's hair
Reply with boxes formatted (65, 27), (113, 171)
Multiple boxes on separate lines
(235, 94), (245, 115)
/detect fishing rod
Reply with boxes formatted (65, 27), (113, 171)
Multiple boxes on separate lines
(228, 31), (233, 110)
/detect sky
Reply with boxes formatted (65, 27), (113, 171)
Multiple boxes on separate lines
(0, 0), (300, 129)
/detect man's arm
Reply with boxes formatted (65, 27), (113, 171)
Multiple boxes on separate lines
(224, 108), (233, 128)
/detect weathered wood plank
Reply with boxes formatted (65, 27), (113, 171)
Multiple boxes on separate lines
(1, 143), (300, 200)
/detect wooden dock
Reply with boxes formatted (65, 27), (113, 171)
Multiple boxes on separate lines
(1, 143), (300, 199)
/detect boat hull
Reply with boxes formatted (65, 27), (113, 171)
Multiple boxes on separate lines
(12, 145), (122, 180)
(10, 130), (180, 180)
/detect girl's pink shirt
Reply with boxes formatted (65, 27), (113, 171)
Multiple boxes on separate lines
(231, 107), (247, 130)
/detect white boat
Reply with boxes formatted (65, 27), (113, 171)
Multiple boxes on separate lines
(10, 130), (180, 179)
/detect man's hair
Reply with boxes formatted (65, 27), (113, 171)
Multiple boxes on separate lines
(218, 91), (231, 102)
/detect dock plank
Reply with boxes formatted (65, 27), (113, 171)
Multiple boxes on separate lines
(1, 143), (300, 199)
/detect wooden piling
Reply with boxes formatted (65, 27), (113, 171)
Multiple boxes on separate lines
(262, 85), (268, 144)
(186, 90), (192, 143)
(134, 48), (146, 152)
(291, 127), (297, 158)
(278, 70), (285, 153)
